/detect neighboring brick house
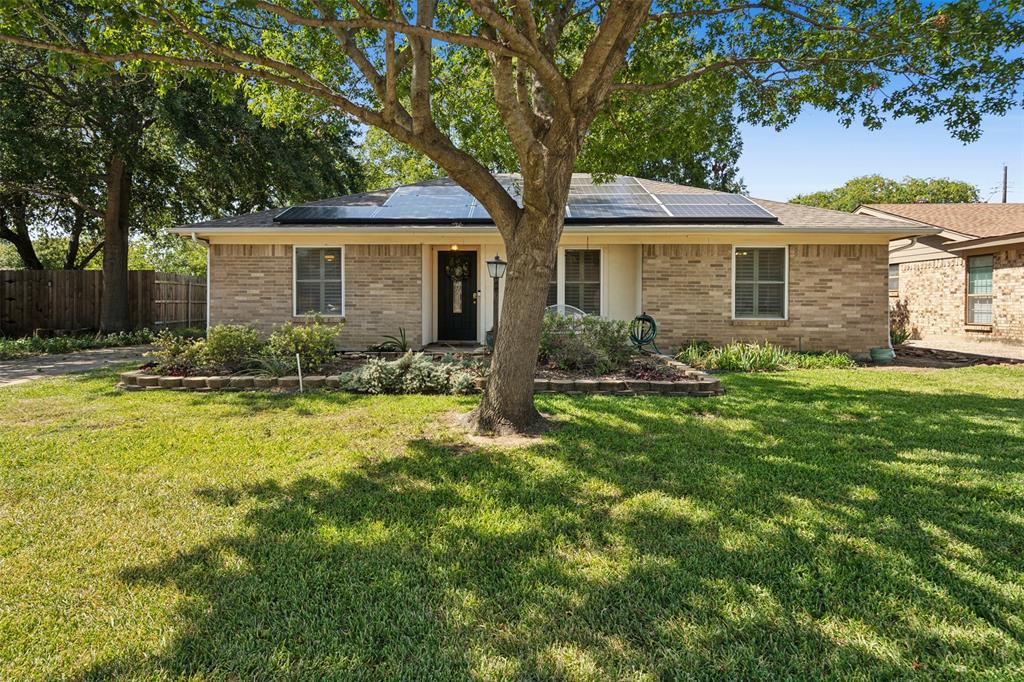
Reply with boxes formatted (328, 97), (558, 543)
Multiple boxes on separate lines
(855, 203), (1024, 346)
(173, 175), (931, 355)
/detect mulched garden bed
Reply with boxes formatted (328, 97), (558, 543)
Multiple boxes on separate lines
(889, 345), (1024, 369)
(120, 351), (724, 397)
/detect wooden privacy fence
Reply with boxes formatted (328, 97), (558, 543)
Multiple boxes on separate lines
(0, 270), (206, 337)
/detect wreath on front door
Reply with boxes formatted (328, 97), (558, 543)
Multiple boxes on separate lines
(445, 255), (471, 281)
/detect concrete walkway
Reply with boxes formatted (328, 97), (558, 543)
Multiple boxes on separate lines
(0, 345), (152, 387)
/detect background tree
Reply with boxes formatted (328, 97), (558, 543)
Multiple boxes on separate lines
(3, 1), (1020, 430)
(0, 46), (362, 330)
(791, 175), (982, 212)
(361, 65), (744, 191)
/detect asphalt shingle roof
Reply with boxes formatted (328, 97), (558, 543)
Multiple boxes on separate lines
(863, 203), (1024, 238)
(175, 175), (922, 233)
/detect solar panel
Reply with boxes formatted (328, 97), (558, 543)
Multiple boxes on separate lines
(275, 205), (382, 222)
(272, 176), (779, 224)
(655, 194), (752, 205)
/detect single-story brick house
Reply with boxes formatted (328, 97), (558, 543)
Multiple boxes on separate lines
(855, 203), (1024, 346)
(172, 175), (933, 354)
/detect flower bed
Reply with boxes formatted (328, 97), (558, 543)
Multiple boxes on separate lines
(125, 317), (723, 397)
(121, 351), (723, 396)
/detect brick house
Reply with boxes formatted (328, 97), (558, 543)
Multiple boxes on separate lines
(172, 175), (931, 355)
(855, 203), (1024, 346)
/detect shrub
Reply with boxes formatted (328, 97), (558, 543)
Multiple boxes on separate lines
(890, 299), (912, 345)
(267, 318), (340, 372)
(345, 352), (476, 394)
(791, 351), (858, 370)
(204, 325), (263, 372)
(367, 328), (410, 352)
(0, 329), (154, 361)
(538, 314), (634, 375)
(676, 341), (856, 372)
(149, 331), (207, 375)
(246, 352), (297, 377)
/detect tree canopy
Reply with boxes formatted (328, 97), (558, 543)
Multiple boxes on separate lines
(3, 0), (1020, 428)
(0, 45), (363, 271)
(791, 175), (982, 212)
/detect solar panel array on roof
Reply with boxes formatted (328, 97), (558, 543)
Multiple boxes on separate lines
(273, 176), (778, 224)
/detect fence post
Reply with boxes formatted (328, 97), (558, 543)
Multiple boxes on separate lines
(186, 280), (192, 327)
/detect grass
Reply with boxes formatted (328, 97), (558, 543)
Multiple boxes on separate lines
(2, 366), (1024, 679)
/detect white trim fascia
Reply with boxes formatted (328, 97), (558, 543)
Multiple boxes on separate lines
(421, 246), (431, 348)
(731, 244), (789, 322)
(205, 242), (211, 333)
(292, 245), (346, 318)
(170, 224), (942, 237)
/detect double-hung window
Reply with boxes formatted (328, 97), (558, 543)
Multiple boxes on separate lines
(546, 249), (602, 315)
(966, 255), (993, 325)
(888, 264), (900, 294)
(733, 247), (787, 319)
(294, 247), (344, 316)
(564, 250), (601, 315)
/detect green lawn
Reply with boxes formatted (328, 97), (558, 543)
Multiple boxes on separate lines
(2, 367), (1023, 680)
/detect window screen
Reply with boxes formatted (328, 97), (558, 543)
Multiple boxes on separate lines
(967, 255), (993, 325)
(564, 249), (600, 315)
(889, 263), (900, 293)
(295, 247), (343, 316)
(734, 247), (786, 319)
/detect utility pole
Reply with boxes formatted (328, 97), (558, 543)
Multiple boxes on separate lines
(1003, 164), (1008, 203)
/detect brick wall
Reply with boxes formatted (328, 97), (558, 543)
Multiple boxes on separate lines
(642, 243), (889, 354)
(895, 246), (1024, 343)
(209, 243), (422, 349)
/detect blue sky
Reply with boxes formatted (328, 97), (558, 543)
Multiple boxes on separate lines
(738, 110), (1024, 203)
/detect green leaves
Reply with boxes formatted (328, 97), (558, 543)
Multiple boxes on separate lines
(791, 174), (981, 211)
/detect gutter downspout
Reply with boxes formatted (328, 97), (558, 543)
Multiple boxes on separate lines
(885, 237), (918, 351)
(191, 232), (211, 334)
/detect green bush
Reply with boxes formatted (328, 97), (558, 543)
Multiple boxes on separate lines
(791, 350), (858, 369)
(367, 328), (410, 352)
(204, 325), (263, 372)
(0, 329), (155, 361)
(538, 314), (634, 375)
(149, 331), (208, 375)
(343, 352), (476, 395)
(676, 341), (856, 372)
(267, 319), (340, 373)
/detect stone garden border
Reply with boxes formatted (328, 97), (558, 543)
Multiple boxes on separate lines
(117, 354), (724, 397)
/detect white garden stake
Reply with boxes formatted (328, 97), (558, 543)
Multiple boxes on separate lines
(294, 341), (304, 392)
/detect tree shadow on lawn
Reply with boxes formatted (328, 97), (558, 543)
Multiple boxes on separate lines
(76, 373), (1024, 680)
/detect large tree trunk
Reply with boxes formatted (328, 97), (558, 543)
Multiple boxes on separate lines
(99, 154), (132, 332)
(0, 196), (44, 270)
(469, 164), (573, 433)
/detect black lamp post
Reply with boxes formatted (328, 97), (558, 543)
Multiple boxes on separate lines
(485, 253), (507, 348)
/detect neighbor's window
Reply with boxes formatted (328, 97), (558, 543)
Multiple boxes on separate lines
(889, 263), (900, 294)
(966, 255), (993, 325)
(734, 247), (786, 319)
(564, 249), (601, 315)
(294, 247), (343, 316)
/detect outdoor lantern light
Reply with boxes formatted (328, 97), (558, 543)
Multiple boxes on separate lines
(486, 254), (507, 348)
(486, 253), (507, 279)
